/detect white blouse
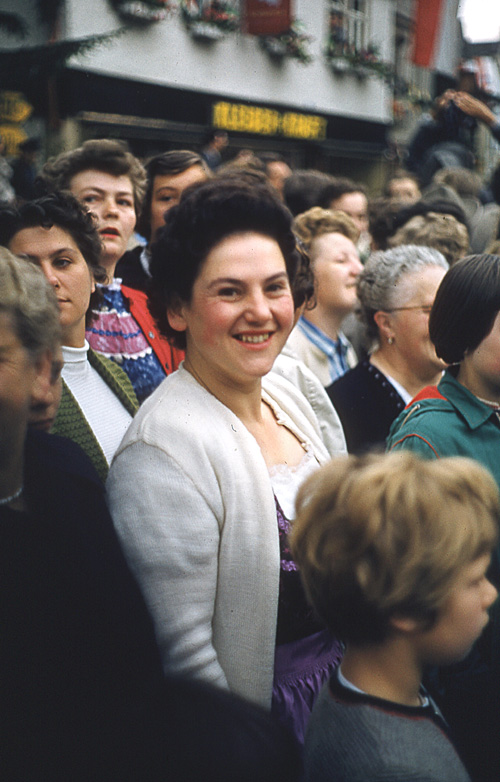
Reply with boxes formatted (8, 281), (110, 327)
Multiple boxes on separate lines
(62, 342), (132, 464)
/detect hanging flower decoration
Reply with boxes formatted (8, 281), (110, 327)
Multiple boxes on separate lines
(392, 76), (432, 125)
(109, 0), (173, 24)
(326, 41), (393, 83)
(259, 21), (313, 64)
(180, 0), (239, 40)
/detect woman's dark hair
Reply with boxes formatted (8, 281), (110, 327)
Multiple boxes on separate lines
(137, 150), (210, 240)
(148, 179), (309, 349)
(0, 191), (107, 320)
(283, 169), (335, 217)
(318, 176), (367, 209)
(429, 253), (500, 364)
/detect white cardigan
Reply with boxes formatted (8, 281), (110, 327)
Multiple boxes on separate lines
(107, 365), (344, 708)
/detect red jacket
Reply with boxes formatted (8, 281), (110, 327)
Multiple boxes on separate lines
(122, 284), (184, 375)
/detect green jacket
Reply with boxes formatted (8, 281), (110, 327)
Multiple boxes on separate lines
(388, 369), (500, 781)
(387, 370), (500, 490)
(52, 348), (139, 482)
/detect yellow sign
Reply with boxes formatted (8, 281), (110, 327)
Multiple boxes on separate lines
(0, 92), (33, 125)
(0, 125), (27, 157)
(212, 101), (327, 141)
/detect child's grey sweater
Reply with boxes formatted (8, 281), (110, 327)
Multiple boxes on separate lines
(304, 669), (471, 781)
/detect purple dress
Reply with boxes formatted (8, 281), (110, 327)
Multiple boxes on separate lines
(271, 496), (343, 746)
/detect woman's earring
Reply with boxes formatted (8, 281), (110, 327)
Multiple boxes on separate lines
(388, 336), (394, 345)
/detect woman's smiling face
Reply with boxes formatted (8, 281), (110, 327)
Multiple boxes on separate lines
(168, 231), (295, 392)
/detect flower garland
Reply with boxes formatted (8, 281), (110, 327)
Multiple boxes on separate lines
(180, 0), (239, 39)
(259, 21), (313, 64)
(109, 0), (172, 24)
(326, 42), (393, 83)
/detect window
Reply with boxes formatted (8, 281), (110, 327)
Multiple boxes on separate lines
(327, 0), (368, 58)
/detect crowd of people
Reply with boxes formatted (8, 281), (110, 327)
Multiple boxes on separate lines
(2, 86), (500, 779)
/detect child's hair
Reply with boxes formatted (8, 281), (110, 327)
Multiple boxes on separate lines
(291, 451), (498, 645)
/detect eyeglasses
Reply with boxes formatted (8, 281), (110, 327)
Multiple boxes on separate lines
(389, 305), (433, 315)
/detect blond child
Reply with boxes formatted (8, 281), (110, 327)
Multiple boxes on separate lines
(291, 451), (498, 782)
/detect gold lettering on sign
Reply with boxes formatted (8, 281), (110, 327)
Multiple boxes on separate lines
(212, 102), (327, 140)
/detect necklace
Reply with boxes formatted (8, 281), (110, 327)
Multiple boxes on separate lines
(0, 485), (23, 506)
(476, 395), (500, 410)
(184, 359), (216, 398)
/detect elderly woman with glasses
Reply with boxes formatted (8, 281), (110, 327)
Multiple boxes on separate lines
(327, 245), (448, 454)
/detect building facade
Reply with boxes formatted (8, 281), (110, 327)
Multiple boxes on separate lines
(0, 0), (467, 187)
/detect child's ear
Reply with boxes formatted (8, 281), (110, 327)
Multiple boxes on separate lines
(389, 614), (423, 634)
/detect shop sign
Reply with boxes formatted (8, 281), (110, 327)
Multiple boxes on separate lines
(0, 125), (27, 156)
(0, 92), (33, 125)
(212, 101), (327, 140)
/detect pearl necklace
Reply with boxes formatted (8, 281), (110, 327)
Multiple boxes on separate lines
(0, 485), (23, 506)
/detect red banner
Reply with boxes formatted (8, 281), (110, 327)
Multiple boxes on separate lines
(411, 0), (444, 68)
(244, 0), (291, 36)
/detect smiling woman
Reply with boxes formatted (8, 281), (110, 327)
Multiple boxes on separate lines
(285, 207), (363, 387)
(168, 232), (295, 396)
(40, 139), (184, 402)
(107, 179), (346, 746)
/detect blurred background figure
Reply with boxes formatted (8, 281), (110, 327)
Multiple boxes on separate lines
(469, 159), (500, 253)
(387, 195), (469, 257)
(11, 137), (40, 203)
(200, 128), (229, 171)
(283, 169), (335, 217)
(319, 176), (369, 236)
(116, 149), (210, 290)
(258, 152), (292, 200)
(405, 62), (500, 188)
(0, 133), (15, 207)
(319, 177), (371, 259)
(430, 166), (483, 223)
(328, 245), (448, 454)
(384, 169), (421, 204)
(285, 207), (362, 387)
(388, 211), (469, 266)
(367, 196), (405, 252)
